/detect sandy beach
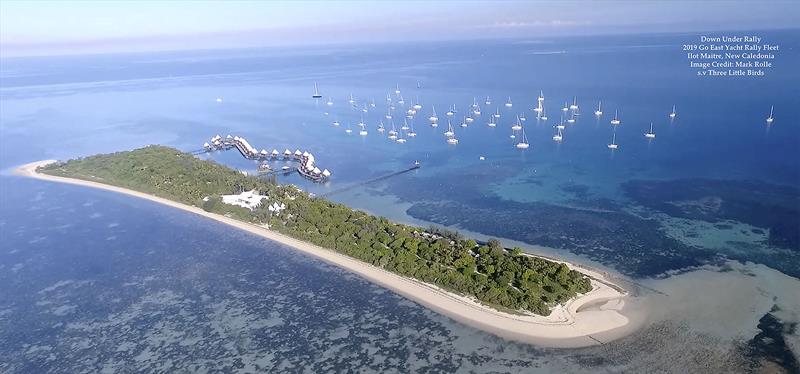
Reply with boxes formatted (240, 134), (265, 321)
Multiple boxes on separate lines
(13, 160), (645, 348)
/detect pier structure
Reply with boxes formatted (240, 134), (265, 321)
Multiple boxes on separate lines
(203, 134), (331, 182)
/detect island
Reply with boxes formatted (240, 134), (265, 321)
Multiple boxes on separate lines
(14, 145), (640, 347)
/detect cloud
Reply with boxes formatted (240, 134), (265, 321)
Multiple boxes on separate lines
(478, 20), (591, 29)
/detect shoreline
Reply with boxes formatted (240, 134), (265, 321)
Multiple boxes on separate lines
(13, 160), (646, 348)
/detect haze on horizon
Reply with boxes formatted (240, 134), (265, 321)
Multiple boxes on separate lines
(1, 0), (799, 57)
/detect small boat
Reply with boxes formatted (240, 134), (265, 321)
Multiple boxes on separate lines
(407, 122), (417, 137)
(512, 115), (522, 131)
(312, 82), (322, 98)
(485, 96), (492, 105)
(473, 105), (481, 116)
(567, 113), (576, 124)
(447, 128), (459, 145)
(385, 109), (393, 120)
(516, 127), (530, 149)
(332, 118), (340, 126)
(519, 113), (527, 121)
(401, 119), (410, 131)
(345, 123), (353, 134)
(397, 137), (407, 144)
(645, 122), (656, 139)
(357, 116), (366, 128)
(362, 104), (368, 113)
(669, 105), (677, 120)
(610, 109), (621, 125)
(562, 101), (569, 112)
(465, 116), (474, 123)
(556, 115), (566, 130)
(766, 105), (774, 124)
(444, 120), (455, 137)
(494, 107), (501, 119)
(510, 132), (516, 139)
(594, 101), (603, 116)
(388, 121), (398, 139)
(326, 97), (334, 106)
(461, 116), (468, 127)
(553, 127), (563, 142)
(607, 130), (619, 149)
(569, 96), (578, 110)
(505, 97), (513, 108)
(370, 99), (377, 108)
(446, 104), (455, 117)
(540, 107), (548, 121)
(429, 106), (439, 124)
(479, 156), (485, 161)
(359, 123), (368, 136)
(413, 96), (422, 110)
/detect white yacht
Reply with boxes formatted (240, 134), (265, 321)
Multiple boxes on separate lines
(326, 97), (334, 106)
(413, 96), (422, 110)
(594, 101), (603, 116)
(645, 122), (656, 139)
(505, 96), (513, 108)
(556, 115), (566, 130)
(461, 116), (469, 127)
(553, 127), (563, 142)
(472, 97), (479, 108)
(407, 122), (417, 137)
(516, 127), (530, 149)
(312, 82), (322, 98)
(388, 121), (398, 139)
(562, 101), (569, 112)
(520, 113), (527, 121)
(608, 130), (619, 149)
(485, 96), (492, 105)
(359, 123), (368, 136)
(429, 106), (439, 124)
(348, 93), (355, 104)
(446, 104), (455, 117)
(332, 118), (340, 126)
(569, 96), (578, 110)
(444, 120), (455, 137)
(512, 116), (522, 131)
(465, 116), (474, 123)
(610, 109), (621, 125)
(345, 123), (353, 134)
(473, 105), (481, 116)
(669, 105), (677, 120)
(488, 116), (497, 127)
(401, 119), (410, 131)
(395, 84), (401, 95)
(767, 105), (774, 124)
(493, 107), (501, 118)
(540, 107), (548, 121)
(567, 112), (576, 124)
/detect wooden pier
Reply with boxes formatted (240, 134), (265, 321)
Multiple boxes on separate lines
(319, 162), (420, 198)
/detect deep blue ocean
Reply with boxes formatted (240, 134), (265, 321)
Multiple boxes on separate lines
(2, 30), (799, 372)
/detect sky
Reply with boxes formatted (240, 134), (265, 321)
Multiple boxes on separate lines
(1, 0), (799, 57)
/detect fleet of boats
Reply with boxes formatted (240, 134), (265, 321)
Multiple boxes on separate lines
(310, 83), (776, 153)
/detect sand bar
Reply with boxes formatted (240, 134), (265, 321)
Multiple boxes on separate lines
(14, 160), (645, 348)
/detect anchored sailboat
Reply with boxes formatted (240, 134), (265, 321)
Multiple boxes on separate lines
(645, 122), (656, 139)
(429, 106), (439, 124)
(766, 106), (774, 124)
(570, 96), (578, 110)
(516, 127), (530, 149)
(669, 105), (677, 120)
(312, 82), (322, 98)
(444, 120), (455, 137)
(512, 115), (522, 131)
(607, 130), (619, 149)
(553, 127), (563, 142)
(505, 96), (513, 108)
(610, 109), (621, 125)
(594, 101), (603, 116)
